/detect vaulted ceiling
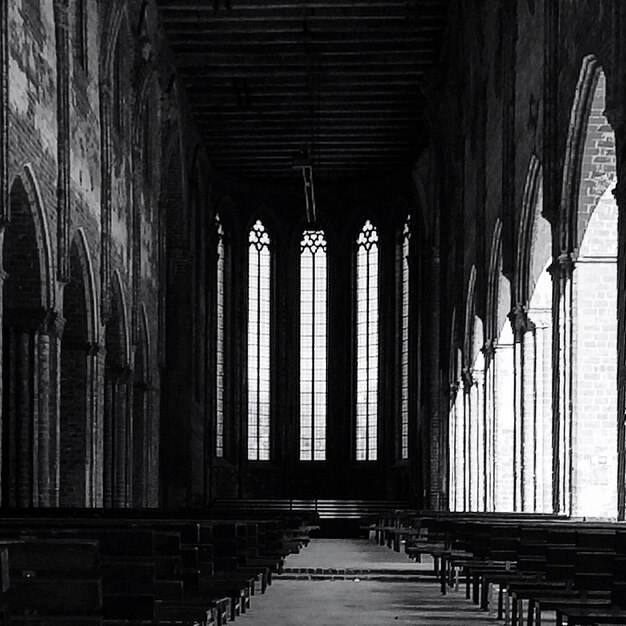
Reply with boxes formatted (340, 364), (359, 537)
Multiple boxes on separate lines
(157, 0), (450, 180)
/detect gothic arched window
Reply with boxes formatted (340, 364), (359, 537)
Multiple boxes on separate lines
(247, 220), (271, 461)
(300, 230), (327, 461)
(356, 220), (379, 461)
(399, 218), (410, 460)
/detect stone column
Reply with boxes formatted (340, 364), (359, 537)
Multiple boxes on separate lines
(550, 252), (575, 515)
(509, 304), (528, 512)
(482, 340), (496, 511)
(448, 382), (458, 511)
(462, 368), (473, 511)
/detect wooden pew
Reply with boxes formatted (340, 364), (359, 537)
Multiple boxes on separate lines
(381, 511), (626, 626)
(2, 539), (102, 626)
(0, 509), (316, 625)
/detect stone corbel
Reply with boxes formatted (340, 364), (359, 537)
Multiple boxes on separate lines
(42, 310), (66, 338)
(99, 78), (112, 105)
(509, 303), (529, 342)
(481, 338), (496, 360)
(86, 341), (102, 358)
(53, 0), (69, 27)
(461, 367), (474, 390)
(548, 250), (575, 279)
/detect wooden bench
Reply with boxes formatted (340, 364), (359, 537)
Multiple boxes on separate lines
(2, 538), (101, 625)
(0, 508), (316, 625)
(378, 511), (626, 626)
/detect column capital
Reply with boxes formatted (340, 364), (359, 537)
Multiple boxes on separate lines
(42, 310), (66, 337)
(462, 366), (478, 389)
(548, 251), (575, 277)
(53, 0), (70, 28)
(100, 78), (112, 100)
(508, 303), (529, 340)
(481, 338), (496, 358)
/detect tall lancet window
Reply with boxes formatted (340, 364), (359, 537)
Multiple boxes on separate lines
(356, 220), (379, 461)
(215, 214), (225, 458)
(248, 220), (271, 461)
(400, 218), (411, 460)
(300, 230), (328, 461)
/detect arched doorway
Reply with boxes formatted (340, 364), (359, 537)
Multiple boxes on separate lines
(559, 63), (618, 517)
(59, 238), (92, 506)
(1, 177), (48, 508)
(103, 277), (129, 508)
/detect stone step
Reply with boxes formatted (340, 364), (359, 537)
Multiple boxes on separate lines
(277, 569), (437, 582)
(282, 567), (434, 576)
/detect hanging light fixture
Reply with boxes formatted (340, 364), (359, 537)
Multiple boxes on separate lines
(293, 149), (316, 223)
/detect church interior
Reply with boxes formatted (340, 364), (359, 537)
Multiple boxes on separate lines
(1, 0), (626, 623)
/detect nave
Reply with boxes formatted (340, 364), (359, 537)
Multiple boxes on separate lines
(238, 538), (495, 626)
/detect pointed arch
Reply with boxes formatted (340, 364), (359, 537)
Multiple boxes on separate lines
(69, 228), (98, 343)
(59, 231), (99, 506)
(5, 165), (55, 311)
(463, 266), (477, 365)
(110, 269), (130, 368)
(561, 56), (616, 253)
(1, 170), (55, 508)
(486, 220), (503, 343)
(557, 57), (618, 518)
(517, 156), (544, 304)
(99, 0), (127, 77)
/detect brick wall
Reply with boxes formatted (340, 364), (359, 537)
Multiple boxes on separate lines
(572, 190), (618, 517)
(0, 1), (213, 508)
(424, 0), (622, 516)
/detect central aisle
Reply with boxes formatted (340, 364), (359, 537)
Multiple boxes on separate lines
(237, 539), (498, 625)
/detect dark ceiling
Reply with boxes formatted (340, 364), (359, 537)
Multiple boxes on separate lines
(157, 0), (450, 181)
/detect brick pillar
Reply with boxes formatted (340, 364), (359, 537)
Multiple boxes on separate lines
(471, 366), (485, 511)
(16, 328), (34, 508)
(482, 341), (496, 511)
(2, 309), (60, 508)
(38, 312), (64, 507)
(103, 375), (115, 508)
(551, 252), (574, 515)
(91, 345), (104, 507)
(124, 373), (133, 508)
(521, 322), (537, 512)
(448, 382), (459, 511)
(113, 369), (131, 508)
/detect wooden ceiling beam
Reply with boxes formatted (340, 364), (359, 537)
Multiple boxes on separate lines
(157, 0), (447, 179)
(178, 67), (426, 79)
(199, 127), (421, 136)
(172, 50), (436, 66)
(170, 43), (433, 57)
(193, 108), (423, 116)
(202, 139), (420, 147)
(165, 27), (442, 39)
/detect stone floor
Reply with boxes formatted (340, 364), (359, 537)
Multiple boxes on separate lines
(237, 539), (501, 625)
